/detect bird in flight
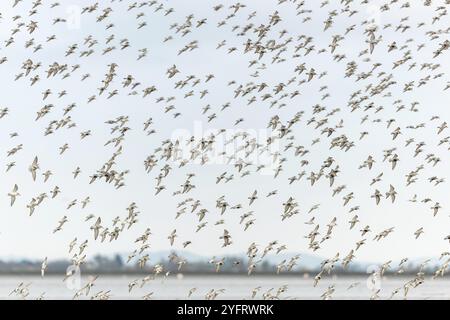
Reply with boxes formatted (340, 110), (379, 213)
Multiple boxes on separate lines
(0, 0), (449, 301)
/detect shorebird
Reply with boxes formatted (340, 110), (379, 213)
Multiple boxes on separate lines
(0, 0), (448, 301)
(8, 184), (20, 206)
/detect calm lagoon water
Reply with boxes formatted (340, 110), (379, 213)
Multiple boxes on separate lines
(1, 274), (450, 300)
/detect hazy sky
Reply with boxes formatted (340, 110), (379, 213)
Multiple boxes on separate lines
(0, 0), (448, 266)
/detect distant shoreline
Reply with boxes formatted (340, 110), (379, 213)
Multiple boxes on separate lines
(0, 271), (447, 277)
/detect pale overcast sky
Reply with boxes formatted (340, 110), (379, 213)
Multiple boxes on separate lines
(0, 0), (448, 265)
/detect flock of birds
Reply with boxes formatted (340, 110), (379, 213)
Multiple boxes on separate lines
(1, 0), (450, 300)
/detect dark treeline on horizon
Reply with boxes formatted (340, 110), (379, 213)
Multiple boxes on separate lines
(0, 254), (447, 276)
